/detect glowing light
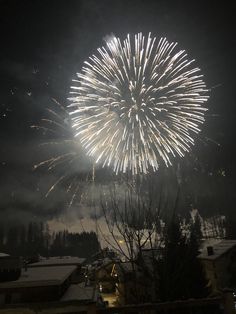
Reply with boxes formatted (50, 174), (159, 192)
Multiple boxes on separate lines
(68, 33), (209, 175)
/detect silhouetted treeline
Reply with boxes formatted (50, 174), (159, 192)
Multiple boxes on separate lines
(50, 229), (100, 257)
(0, 222), (100, 259)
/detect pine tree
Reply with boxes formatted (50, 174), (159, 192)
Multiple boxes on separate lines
(158, 215), (188, 301)
(225, 215), (236, 239)
(158, 215), (209, 301)
(184, 218), (209, 298)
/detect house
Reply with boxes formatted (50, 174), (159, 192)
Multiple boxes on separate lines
(95, 258), (116, 293)
(0, 280), (99, 314)
(198, 240), (236, 293)
(0, 265), (77, 305)
(85, 257), (117, 292)
(0, 265), (100, 314)
(113, 260), (157, 305)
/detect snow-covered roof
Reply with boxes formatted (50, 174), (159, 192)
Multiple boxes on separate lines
(61, 282), (97, 302)
(0, 253), (9, 257)
(29, 256), (85, 267)
(198, 240), (236, 261)
(0, 265), (76, 289)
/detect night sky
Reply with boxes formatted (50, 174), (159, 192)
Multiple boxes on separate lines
(0, 0), (235, 228)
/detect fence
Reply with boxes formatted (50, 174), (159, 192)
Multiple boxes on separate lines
(97, 293), (235, 314)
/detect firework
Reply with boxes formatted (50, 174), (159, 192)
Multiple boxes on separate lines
(32, 99), (90, 204)
(68, 33), (209, 175)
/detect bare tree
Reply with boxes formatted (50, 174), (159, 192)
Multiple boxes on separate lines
(95, 175), (209, 304)
(95, 178), (167, 304)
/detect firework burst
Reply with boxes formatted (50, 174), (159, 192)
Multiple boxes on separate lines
(68, 32), (209, 175)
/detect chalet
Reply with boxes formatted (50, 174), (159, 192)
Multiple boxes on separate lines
(113, 261), (157, 305)
(198, 240), (236, 293)
(95, 258), (116, 293)
(0, 265), (77, 305)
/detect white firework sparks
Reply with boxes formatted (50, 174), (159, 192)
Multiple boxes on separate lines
(68, 32), (209, 175)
